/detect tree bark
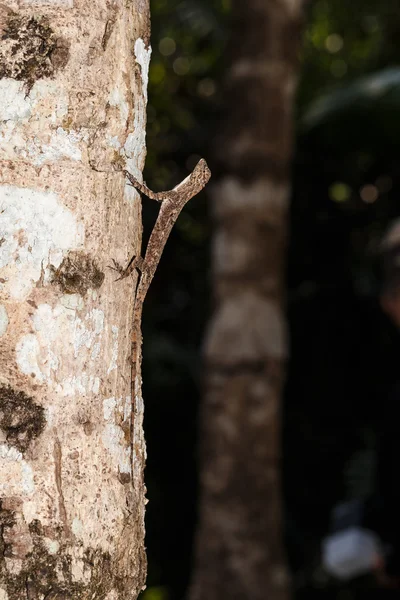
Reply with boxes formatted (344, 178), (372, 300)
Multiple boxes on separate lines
(189, 2), (305, 600)
(0, 1), (150, 597)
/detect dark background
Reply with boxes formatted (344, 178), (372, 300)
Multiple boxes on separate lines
(140, 1), (400, 598)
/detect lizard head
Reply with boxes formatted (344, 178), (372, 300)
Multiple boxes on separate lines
(193, 159), (211, 186)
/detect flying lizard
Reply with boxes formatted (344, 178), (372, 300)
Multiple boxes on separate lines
(110, 159), (211, 469)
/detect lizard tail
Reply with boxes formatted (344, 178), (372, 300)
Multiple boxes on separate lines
(130, 300), (143, 480)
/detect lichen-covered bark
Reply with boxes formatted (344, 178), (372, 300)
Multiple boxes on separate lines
(189, 1), (305, 600)
(0, 0), (150, 597)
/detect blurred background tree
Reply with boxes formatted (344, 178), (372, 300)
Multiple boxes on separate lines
(188, 0), (304, 598)
(140, 1), (400, 599)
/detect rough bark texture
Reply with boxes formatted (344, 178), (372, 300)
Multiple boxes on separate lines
(189, 2), (305, 600)
(0, 0), (150, 597)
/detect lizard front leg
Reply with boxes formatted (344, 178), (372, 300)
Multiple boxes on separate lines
(124, 170), (178, 203)
(108, 255), (144, 281)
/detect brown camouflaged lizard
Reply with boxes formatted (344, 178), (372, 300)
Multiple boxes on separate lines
(110, 159), (211, 467)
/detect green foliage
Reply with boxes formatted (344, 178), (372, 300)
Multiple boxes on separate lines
(146, 0), (227, 190)
(302, 67), (400, 151)
(329, 182), (352, 203)
(298, 0), (400, 114)
(140, 586), (170, 600)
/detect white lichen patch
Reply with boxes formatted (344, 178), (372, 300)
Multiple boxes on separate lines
(22, 499), (37, 524)
(134, 38), (151, 102)
(0, 79), (79, 164)
(58, 373), (99, 397)
(73, 309), (104, 357)
(16, 303), (103, 393)
(0, 587), (8, 600)
(0, 304), (9, 336)
(109, 87), (129, 124)
(123, 38), (151, 178)
(16, 334), (48, 381)
(60, 293), (84, 310)
(4, 558), (23, 576)
(62, 453), (128, 551)
(123, 132), (143, 180)
(103, 397), (117, 421)
(91, 341), (101, 360)
(0, 185), (84, 300)
(103, 396), (131, 423)
(33, 304), (60, 337)
(102, 424), (131, 474)
(25, 127), (85, 166)
(21, 462), (35, 494)
(16, 333), (59, 383)
(44, 538), (60, 554)
(0, 444), (22, 461)
(72, 516), (83, 536)
(106, 134), (121, 150)
(62, 545), (91, 583)
(43, 304), (102, 370)
(0, 79), (31, 121)
(16, 303), (70, 382)
(0, 444), (35, 496)
(102, 396), (131, 474)
(107, 325), (118, 374)
(124, 395), (131, 421)
(71, 556), (91, 583)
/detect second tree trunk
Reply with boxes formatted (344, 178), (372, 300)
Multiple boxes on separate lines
(189, 2), (305, 599)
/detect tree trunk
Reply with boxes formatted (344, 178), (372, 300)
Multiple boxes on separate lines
(0, 1), (150, 597)
(189, 2), (304, 600)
